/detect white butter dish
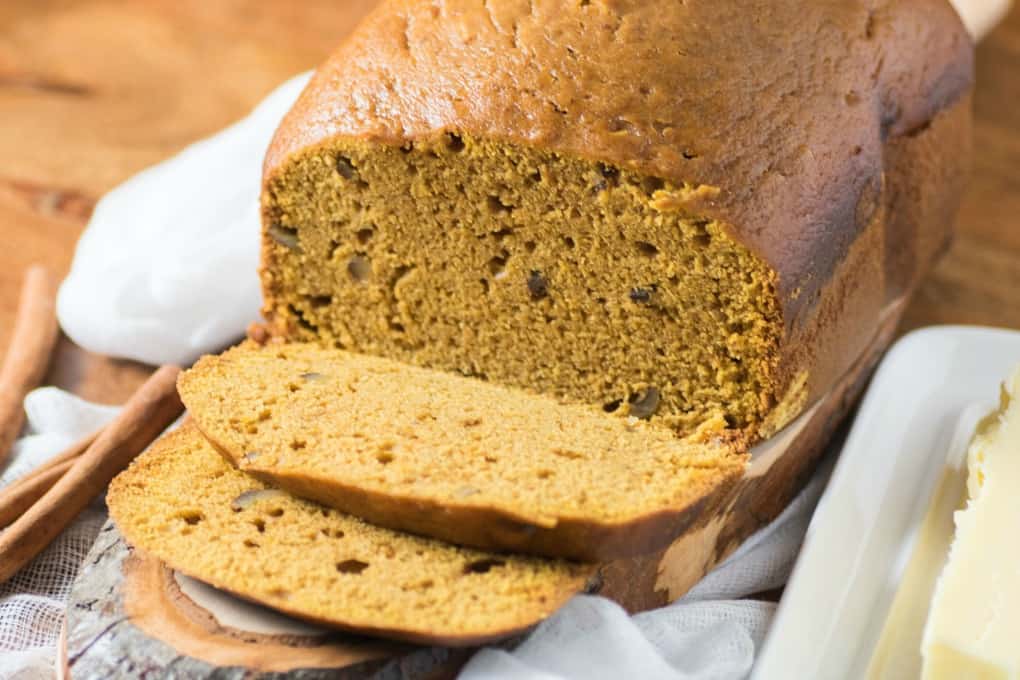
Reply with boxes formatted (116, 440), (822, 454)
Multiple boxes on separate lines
(753, 326), (1020, 680)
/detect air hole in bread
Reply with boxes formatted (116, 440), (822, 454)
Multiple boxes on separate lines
(491, 227), (514, 241)
(487, 253), (509, 277)
(551, 448), (584, 460)
(598, 163), (620, 186)
(464, 559), (506, 574)
(486, 195), (514, 215)
(642, 176), (665, 194)
(288, 305), (318, 334)
(537, 469), (553, 480)
(446, 133), (465, 152)
(563, 236), (576, 249)
(356, 227), (375, 244)
(635, 241), (659, 257)
(290, 439), (306, 451)
(308, 295), (332, 309)
(253, 518), (266, 533)
(267, 507), (285, 518)
(336, 559), (369, 574)
(376, 451), (395, 464)
(320, 527), (345, 539)
(243, 539), (259, 549)
(177, 510), (204, 526)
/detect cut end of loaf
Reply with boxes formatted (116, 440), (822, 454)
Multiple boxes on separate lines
(260, 134), (783, 437)
(107, 425), (590, 646)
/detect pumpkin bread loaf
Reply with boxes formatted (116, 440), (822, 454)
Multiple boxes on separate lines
(260, 0), (973, 441)
(107, 425), (590, 646)
(178, 342), (746, 561)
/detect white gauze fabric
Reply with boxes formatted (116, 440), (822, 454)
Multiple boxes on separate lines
(0, 390), (119, 680)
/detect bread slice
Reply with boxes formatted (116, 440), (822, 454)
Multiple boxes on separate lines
(107, 425), (589, 646)
(178, 342), (747, 561)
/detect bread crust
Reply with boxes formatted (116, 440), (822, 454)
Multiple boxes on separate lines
(261, 0), (973, 435)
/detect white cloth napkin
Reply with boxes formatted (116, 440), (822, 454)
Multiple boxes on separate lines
(57, 72), (312, 366)
(0, 386), (833, 680)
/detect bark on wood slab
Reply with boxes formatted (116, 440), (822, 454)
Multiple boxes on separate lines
(65, 523), (475, 679)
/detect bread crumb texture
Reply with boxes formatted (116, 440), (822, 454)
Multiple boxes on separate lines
(262, 137), (781, 436)
(178, 342), (746, 558)
(107, 425), (589, 646)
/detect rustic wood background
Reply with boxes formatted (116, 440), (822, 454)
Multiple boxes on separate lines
(1, 0), (1017, 405)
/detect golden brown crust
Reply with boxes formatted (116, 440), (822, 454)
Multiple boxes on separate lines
(261, 0), (973, 436)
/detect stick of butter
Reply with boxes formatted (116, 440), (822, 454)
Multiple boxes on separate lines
(921, 367), (1020, 679)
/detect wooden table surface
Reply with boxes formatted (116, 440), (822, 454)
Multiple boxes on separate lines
(1, 1), (1018, 405)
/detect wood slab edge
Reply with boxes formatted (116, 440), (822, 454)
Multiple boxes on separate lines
(65, 523), (470, 679)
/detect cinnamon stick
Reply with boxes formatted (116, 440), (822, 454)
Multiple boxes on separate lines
(0, 365), (183, 584)
(0, 266), (60, 467)
(0, 429), (100, 528)
(0, 458), (75, 529)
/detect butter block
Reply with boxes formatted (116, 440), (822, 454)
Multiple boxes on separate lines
(921, 367), (1020, 679)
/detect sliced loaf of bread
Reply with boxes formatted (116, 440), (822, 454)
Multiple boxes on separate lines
(178, 342), (747, 561)
(107, 425), (589, 646)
